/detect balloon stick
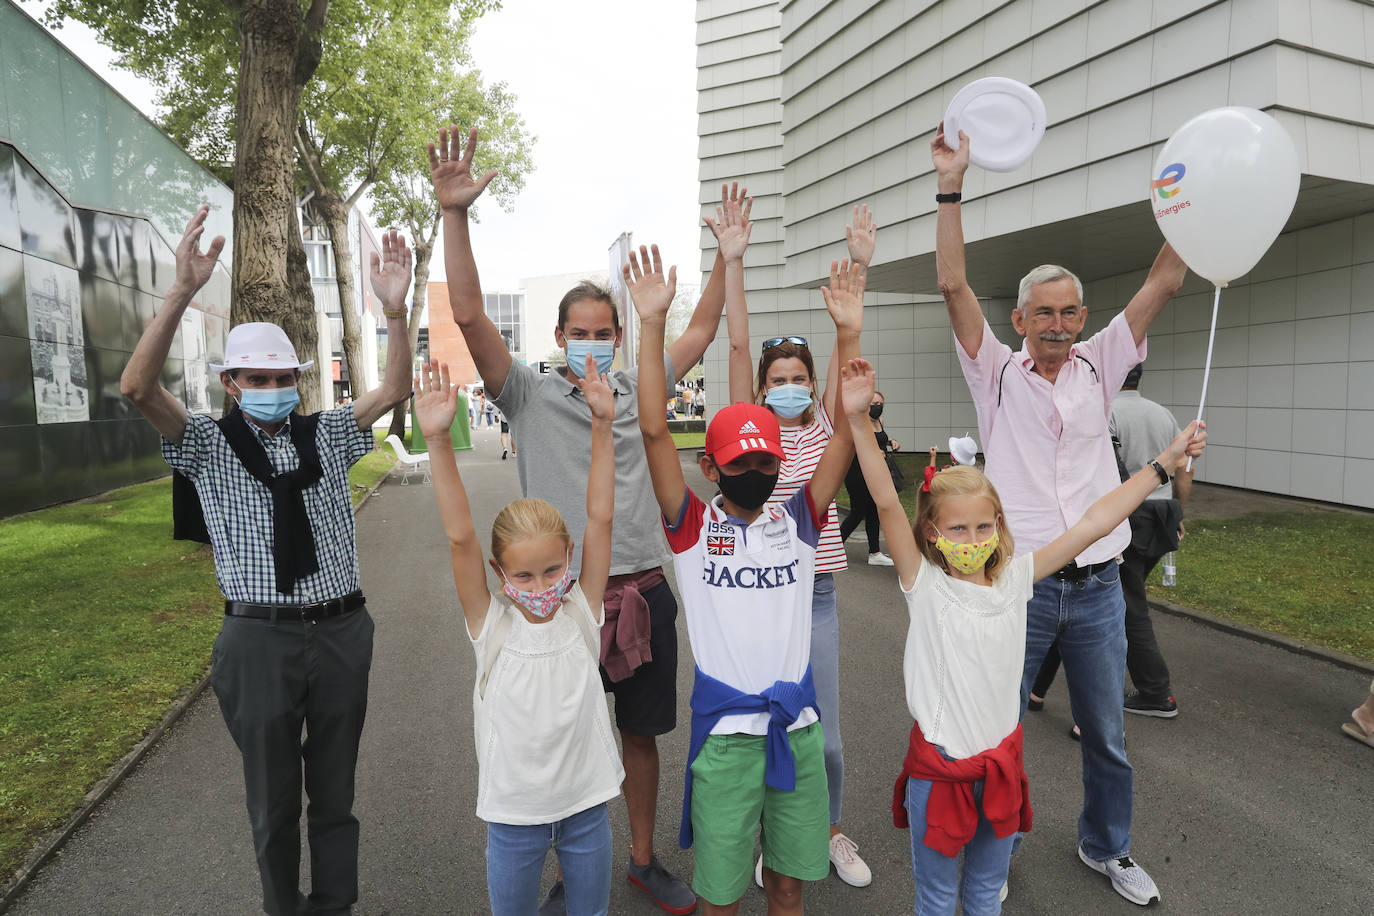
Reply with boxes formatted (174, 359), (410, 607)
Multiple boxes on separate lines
(1186, 285), (1222, 472)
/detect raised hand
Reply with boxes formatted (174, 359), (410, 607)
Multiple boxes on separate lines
(428, 125), (498, 212)
(623, 244), (677, 322)
(173, 205), (225, 295)
(839, 358), (876, 419)
(370, 228), (413, 312)
(703, 181), (753, 263)
(573, 353), (615, 421)
(930, 120), (970, 184)
(845, 204), (877, 267)
(413, 359), (460, 440)
(1162, 420), (1207, 470)
(819, 257), (865, 334)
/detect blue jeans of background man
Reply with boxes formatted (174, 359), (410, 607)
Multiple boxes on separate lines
(809, 572), (845, 825)
(905, 773), (1013, 915)
(485, 803), (611, 916)
(1019, 563), (1132, 860)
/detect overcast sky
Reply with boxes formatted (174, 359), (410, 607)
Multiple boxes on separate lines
(25, 0), (706, 292)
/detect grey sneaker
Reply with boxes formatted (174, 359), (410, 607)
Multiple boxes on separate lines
(537, 880), (565, 915)
(627, 856), (697, 914)
(1079, 846), (1160, 905)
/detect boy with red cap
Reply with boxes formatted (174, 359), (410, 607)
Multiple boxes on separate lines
(626, 242), (870, 915)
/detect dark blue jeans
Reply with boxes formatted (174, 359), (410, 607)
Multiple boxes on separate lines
(1020, 565), (1132, 861)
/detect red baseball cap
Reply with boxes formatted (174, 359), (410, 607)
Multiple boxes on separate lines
(705, 403), (785, 466)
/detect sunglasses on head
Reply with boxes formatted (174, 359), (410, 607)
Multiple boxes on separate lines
(762, 336), (808, 351)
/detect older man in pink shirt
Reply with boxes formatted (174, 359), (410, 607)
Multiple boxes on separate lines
(931, 124), (1188, 908)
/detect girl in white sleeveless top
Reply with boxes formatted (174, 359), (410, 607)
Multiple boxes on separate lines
(838, 357), (1205, 916)
(415, 356), (623, 916)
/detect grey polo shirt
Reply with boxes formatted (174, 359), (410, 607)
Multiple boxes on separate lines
(493, 353), (675, 576)
(1109, 390), (1181, 501)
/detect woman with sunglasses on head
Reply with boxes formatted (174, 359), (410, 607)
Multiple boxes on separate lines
(839, 389), (901, 566)
(706, 198), (877, 890)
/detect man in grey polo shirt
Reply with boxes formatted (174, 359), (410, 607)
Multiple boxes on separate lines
(431, 126), (731, 913)
(1110, 363), (1190, 718)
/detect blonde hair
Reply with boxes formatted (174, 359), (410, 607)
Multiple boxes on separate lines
(914, 466), (1014, 582)
(490, 498), (570, 566)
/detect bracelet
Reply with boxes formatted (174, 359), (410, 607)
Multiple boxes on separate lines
(1149, 459), (1170, 485)
(935, 192), (962, 204)
(382, 306), (408, 320)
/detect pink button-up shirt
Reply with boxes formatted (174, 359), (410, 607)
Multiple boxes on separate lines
(956, 311), (1146, 565)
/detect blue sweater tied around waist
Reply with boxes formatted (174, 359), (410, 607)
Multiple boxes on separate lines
(679, 665), (818, 849)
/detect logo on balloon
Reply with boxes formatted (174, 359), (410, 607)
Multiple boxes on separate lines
(1152, 163), (1186, 200)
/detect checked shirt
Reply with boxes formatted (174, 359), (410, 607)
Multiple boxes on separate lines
(161, 405), (374, 604)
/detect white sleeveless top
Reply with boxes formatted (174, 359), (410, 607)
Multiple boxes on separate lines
(469, 585), (624, 824)
(900, 555), (1035, 759)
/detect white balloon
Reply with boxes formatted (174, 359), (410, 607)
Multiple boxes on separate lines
(1150, 107), (1300, 286)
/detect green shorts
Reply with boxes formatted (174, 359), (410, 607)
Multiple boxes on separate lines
(689, 721), (829, 905)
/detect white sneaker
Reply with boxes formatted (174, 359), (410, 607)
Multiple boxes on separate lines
(754, 854), (764, 889)
(828, 833), (872, 887)
(867, 552), (895, 567)
(1000, 880), (1008, 902)
(1078, 846), (1160, 905)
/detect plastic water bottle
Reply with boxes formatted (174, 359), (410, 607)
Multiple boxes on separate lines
(1161, 551), (1177, 587)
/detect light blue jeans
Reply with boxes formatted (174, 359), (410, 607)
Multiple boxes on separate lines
(809, 572), (844, 825)
(1019, 563), (1132, 860)
(905, 773), (1014, 915)
(485, 803), (611, 916)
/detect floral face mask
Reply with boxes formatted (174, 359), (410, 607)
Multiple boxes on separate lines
(498, 549), (573, 618)
(932, 526), (1000, 575)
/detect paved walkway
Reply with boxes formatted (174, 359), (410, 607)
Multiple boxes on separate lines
(8, 427), (1373, 915)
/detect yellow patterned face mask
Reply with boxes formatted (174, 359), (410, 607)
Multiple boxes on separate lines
(933, 527), (1000, 575)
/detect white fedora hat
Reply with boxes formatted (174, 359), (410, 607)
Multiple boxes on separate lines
(209, 322), (314, 373)
(949, 434), (979, 466)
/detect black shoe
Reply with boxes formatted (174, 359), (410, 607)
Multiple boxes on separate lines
(1027, 695), (1045, 712)
(1124, 691), (1179, 718)
(501, 448), (508, 460)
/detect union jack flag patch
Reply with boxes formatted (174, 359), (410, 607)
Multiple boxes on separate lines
(707, 535), (735, 555)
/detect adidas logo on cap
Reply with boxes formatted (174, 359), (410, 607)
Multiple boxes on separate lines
(738, 420), (761, 435)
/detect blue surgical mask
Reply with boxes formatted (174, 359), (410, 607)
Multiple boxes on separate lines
(764, 383), (813, 419)
(237, 386), (300, 424)
(565, 340), (616, 377)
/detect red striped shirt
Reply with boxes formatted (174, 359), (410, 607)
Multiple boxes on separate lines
(766, 405), (847, 572)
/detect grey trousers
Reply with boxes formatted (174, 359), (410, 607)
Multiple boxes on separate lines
(210, 606), (375, 916)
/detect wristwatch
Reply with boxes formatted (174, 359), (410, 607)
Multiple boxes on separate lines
(935, 192), (962, 204)
(1149, 459), (1170, 485)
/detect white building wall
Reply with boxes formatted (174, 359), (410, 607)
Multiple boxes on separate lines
(698, 0), (1374, 507)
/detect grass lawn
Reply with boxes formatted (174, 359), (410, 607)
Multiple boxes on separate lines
(671, 431), (706, 450)
(1146, 510), (1374, 661)
(0, 441), (397, 880)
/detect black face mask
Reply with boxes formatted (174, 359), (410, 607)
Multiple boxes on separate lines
(714, 466), (778, 511)
(868, 404), (884, 419)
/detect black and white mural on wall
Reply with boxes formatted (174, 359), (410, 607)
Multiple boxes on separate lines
(180, 306), (211, 414)
(25, 254), (88, 423)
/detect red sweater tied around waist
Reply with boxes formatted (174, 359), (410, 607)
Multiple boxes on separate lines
(891, 719), (1033, 858)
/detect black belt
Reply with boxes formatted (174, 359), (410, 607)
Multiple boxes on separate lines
(1051, 560), (1114, 582)
(224, 589), (365, 622)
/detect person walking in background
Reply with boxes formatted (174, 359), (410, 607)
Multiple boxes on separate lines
(121, 207), (415, 916)
(839, 389), (899, 566)
(1110, 363), (1190, 718)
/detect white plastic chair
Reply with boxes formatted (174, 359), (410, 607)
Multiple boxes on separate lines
(383, 434), (431, 485)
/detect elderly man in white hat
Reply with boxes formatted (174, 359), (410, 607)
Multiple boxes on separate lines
(120, 205), (415, 916)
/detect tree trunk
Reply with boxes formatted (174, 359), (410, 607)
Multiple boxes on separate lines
(227, 0), (327, 413)
(316, 195), (368, 401)
(386, 229), (433, 439)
